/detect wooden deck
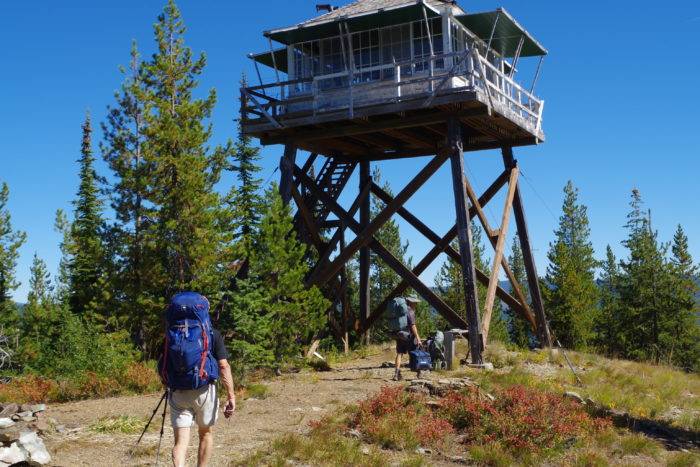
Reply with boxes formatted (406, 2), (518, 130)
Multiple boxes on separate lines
(241, 50), (545, 160)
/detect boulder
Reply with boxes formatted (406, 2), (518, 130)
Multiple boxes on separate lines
(0, 442), (26, 464)
(563, 391), (585, 404)
(0, 404), (18, 418)
(19, 404), (34, 414)
(0, 419), (14, 429)
(0, 426), (22, 444)
(29, 420), (50, 435)
(18, 431), (51, 465)
(15, 411), (33, 419)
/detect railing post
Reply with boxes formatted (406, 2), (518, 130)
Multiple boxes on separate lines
(395, 63), (401, 99)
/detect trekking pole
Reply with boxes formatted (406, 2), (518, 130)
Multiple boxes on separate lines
(132, 389), (168, 455)
(155, 389), (169, 466)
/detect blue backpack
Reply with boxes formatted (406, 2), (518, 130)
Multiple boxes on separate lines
(387, 297), (409, 332)
(159, 292), (220, 390)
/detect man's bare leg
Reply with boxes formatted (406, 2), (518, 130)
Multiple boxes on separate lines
(393, 353), (403, 380)
(197, 426), (214, 467)
(172, 426), (190, 467)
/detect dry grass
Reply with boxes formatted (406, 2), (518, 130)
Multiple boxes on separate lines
(474, 342), (700, 431)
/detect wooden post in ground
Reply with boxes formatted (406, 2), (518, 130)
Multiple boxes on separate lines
(501, 147), (552, 348)
(279, 145), (297, 204)
(359, 160), (371, 345)
(447, 116), (483, 364)
(340, 221), (350, 354)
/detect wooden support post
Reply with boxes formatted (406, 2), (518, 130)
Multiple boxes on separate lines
(448, 117), (483, 364)
(481, 167), (518, 346)
(359, 161), (371, 344)
(444, 331), (456, 371)
(279, 145), (297, 204)
(340, 222), (350, 354)
(502, 147), (553, 348)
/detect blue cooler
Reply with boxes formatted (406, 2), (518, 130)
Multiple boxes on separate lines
(408, 349), (432, 372)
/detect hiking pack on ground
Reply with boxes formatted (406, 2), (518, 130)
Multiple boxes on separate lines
(159, 292), (219, 390)
(387, 297), (409, 332)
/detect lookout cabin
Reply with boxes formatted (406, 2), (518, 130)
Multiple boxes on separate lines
(241, 0), (547, 159)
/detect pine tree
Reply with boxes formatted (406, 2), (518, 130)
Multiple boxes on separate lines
(544, 181), (599, 349)
(117, 0), (233, 353)
(664, 225), (699, 370)
(27, 253), (52, 308)
(228, 186), (328, 374)
(53, 209), (72, 303)
(67, 114), (107, 320)
(224, 77), (263, 277)
(20, 254), (56, 364)
(594, 245), (621, 355)
(506, 235), (531, 348)
(0, 182), (27, 334)
(617, 189), (669, 362)
(101, 41), (155, 340)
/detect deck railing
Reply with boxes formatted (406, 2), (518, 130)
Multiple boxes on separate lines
(241, 48), (543, 134)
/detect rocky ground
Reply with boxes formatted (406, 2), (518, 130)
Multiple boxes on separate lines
(43, 345), (402, 466)
(0, 402), (51, 465)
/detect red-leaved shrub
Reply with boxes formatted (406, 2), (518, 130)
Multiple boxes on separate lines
(439, 385), (610, 455)
(349, 385), (610, 457)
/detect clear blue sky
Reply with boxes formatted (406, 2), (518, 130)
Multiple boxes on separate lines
(2, 1), (699, 302)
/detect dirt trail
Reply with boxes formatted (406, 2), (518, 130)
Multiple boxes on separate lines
(44, 346), (401, 466)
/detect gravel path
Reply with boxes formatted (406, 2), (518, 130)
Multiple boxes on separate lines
(44, 346), (401, 466)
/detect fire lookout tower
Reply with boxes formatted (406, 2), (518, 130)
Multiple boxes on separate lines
(241, 0), (552, 364)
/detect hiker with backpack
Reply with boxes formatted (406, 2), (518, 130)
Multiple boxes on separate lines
(387, 295), (423, 381)
(158, 292), (236, 467)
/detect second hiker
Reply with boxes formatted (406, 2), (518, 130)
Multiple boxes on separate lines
(387, 295), (422, 381)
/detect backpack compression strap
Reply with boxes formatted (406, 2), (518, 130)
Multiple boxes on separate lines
(198, 321), (210, 380)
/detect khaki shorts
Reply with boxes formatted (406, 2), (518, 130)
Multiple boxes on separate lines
(169, 384), (219, 428)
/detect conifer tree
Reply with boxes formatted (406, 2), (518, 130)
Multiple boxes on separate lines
(224, 78), (263, 278)
(664, 225), (699, 370)
(67, 114), (107, 320)
(617, 189), (669, 362)
(53, 209), (72, 303)
(101, 41), (154, 340)
(0, 182), (27, 334)
(544, 181), (599, 349)
(506, 235), (532, 348)
(27, 253), (52, 308)
(228, 186), (328, 374)
(140, 0), (231, 296)
(594, 245), (621, 355)
(20, 254), (55, 363)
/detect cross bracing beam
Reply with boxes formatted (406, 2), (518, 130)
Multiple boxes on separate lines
(295, 166), (468, 329)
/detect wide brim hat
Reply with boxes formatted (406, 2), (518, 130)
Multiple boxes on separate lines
(405, 295), (421, 304)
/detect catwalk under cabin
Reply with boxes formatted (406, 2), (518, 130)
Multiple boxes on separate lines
(240, 0), (552, 364)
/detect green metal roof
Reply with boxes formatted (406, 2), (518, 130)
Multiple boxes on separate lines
(456, 8), (547, 57)
(265, 1), (440, 45)
(250, 48), (289, 74)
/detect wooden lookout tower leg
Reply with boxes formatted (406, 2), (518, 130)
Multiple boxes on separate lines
(501, 147), (552, 348)
(279, 144), (297, 204)
(447, 117), (483, 364)
(358, 160), (371, 345)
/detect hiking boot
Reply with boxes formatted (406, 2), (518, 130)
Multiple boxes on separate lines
(392, 369), (403, 381)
